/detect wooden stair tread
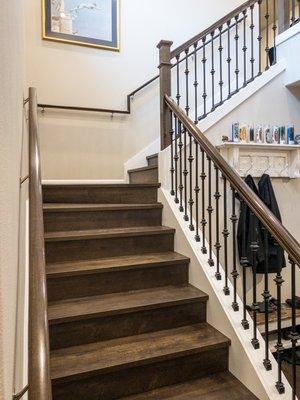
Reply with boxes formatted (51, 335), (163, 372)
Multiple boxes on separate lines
(43, 203), (163, 212)
(128, 165), (158, 174)
(146, 153), (158, 161)
(43, 183), (160, 188)
(119, 372), (258, 400)
(46, 252), (190, 277)
(45, 226), (175, 242)
(51, 323), (229, 380)
(48, 285), (208, 323)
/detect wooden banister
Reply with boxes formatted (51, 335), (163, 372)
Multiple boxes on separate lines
(28, 87), (52, 400)
(165, 94), (300, 266)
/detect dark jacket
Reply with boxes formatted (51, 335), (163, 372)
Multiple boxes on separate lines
(237, 174), (285, 274)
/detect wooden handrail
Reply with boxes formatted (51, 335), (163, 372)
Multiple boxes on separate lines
(165, 94), (300, 266)
(170, 0), (257, 59)
(28, 87), (52, 400)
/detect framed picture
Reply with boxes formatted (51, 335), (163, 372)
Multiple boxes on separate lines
(42, 0), (120, 51)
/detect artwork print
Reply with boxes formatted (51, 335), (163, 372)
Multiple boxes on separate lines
(42, 0), (119, 50)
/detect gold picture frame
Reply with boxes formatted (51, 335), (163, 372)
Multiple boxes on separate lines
(42, 0), (120, 51)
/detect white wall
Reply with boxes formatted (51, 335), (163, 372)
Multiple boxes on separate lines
(25, 0), (243, 179)
(0, 1), (25, 399)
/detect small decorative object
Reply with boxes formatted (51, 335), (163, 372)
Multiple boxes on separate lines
(232, 122), (239, 142)
(42, 0), (120, 51)
(295, 134), (300, 145)
(273, 126), (279, 144)
(222, 135), (229, 142)
(265, 125), (273, 144)
(239, 124), (248, 142)
(249, 125), (255, 142)
(287, 125), (295, 144)
(279, 126), (286, 144)
(255, 125), (264, 143)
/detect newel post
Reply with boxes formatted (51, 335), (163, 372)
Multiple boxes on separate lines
(157, 40), (173, 150)
(277, 0), (290, 33)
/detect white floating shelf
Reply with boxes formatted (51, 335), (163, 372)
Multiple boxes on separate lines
(217, 142), (300, 178)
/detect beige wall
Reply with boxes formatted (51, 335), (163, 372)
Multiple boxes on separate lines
(0, 1), (25, 399)
(25, 0), (243, 179)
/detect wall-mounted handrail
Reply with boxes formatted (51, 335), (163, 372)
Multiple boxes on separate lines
(28, 87), (52, 400)
(13, 385), (29, 400)
(165, 94), (300, 266)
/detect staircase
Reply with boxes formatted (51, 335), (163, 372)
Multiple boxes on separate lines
(42, 158), (257, 399)
(128, 153), (158, 184)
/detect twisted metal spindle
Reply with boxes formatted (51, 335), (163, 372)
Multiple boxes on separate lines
(176, 54), (181, 105)
(185, 48), (190, 115)
(241, 209), (250, 329)
(227, 19), (232, 99)
(230, 187), (239, 311)
(201, 148), (207, 254)
(265, 0), (270, 70)
(272, 0), (277, 65)
(202, 36), (207, 119)
(242, 9), (247, 87)
(174, 115), (179, 204)
(170, 110), (175, 196)
(207, 157), (214, 266)
(234, 14), (240, 92)
(250, 4), (255, 80)
(188, 132), (194, 231)
(193, 42), (199, 124)
(183, 127), (189, 221)
(250, 212), (260, 350)
(195, 142), (200, 242)
(222, 176), (230, 295)
(258, 0), (262, 75)
(178, 121), (184, 212)
(218, 25), (224, 105)
(211, 31), (216, 111)
(262, 227), (272, 370)
(214, 166), (221, 280)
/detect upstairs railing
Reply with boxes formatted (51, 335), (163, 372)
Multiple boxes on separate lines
(158, 0), (300, 150)
(28, 87), (52, 400)
(157, 1), (300, 398)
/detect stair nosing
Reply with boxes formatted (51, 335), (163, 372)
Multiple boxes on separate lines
(48, 285), (208, 324)
(46, 252), (190, 278)
(146, 153), (158, 161)
(128, 166), (158, 174)
(50, 323), (230, 381)
(43, 203), (163, 212)
(45, 226), (175, 242)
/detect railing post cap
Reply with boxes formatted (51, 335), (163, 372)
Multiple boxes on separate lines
(157, 40), (173, 49)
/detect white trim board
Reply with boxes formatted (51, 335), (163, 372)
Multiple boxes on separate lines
(276, 22), (300, 46)
(42, 179), (125, 185)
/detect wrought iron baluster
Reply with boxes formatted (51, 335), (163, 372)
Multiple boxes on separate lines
(265, 0), (270, 70)
(202, 37), (207, 119)
(185, 48), (190, 115)
(292, 0), (296, 25)
(176, 54), (181, 105)
(222, 176), (230, 295)
(289, 258), (299, 400)
(183, 127), (189, 221)
(214, 166), (221, 280)
(274, 242), (285, 394)
(250, 4), (255, 80)
(188, 132), (194, 230)
(207, 157), (214, 266)
(174, 115), (179, 204)
(211, 31), (216, 111)
(242, 9), (247, 87)
(230, 187), (239, 311)
(195, 142), (200, 242)
(170, 110), (175, 196)
(227, 19), (232, 99)
(234, 14), (240, 92)
(201, 148), (207, 254)
(258, 0), (262, 75)
(241, 202), (250, 329)
(218, 26), (224, 105)
(298, 0), (300, 23)
(250, 212), (260, 349)
(272, 0), (277, 65)
(262, 227), (272, 370)
(178, 121), (184, 212)
(194, 42), (199, 124)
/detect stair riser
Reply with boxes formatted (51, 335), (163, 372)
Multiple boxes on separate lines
(45, 233), (174, 263)
(147, 157), (158, 167)
(47, 263), (189, 302)
(52, 347), (228, 400)
(44, 208), (162, 232)
(43, 186), (158, 204)
(129, 169), (158, 184)
(49, 301), (206, 349)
